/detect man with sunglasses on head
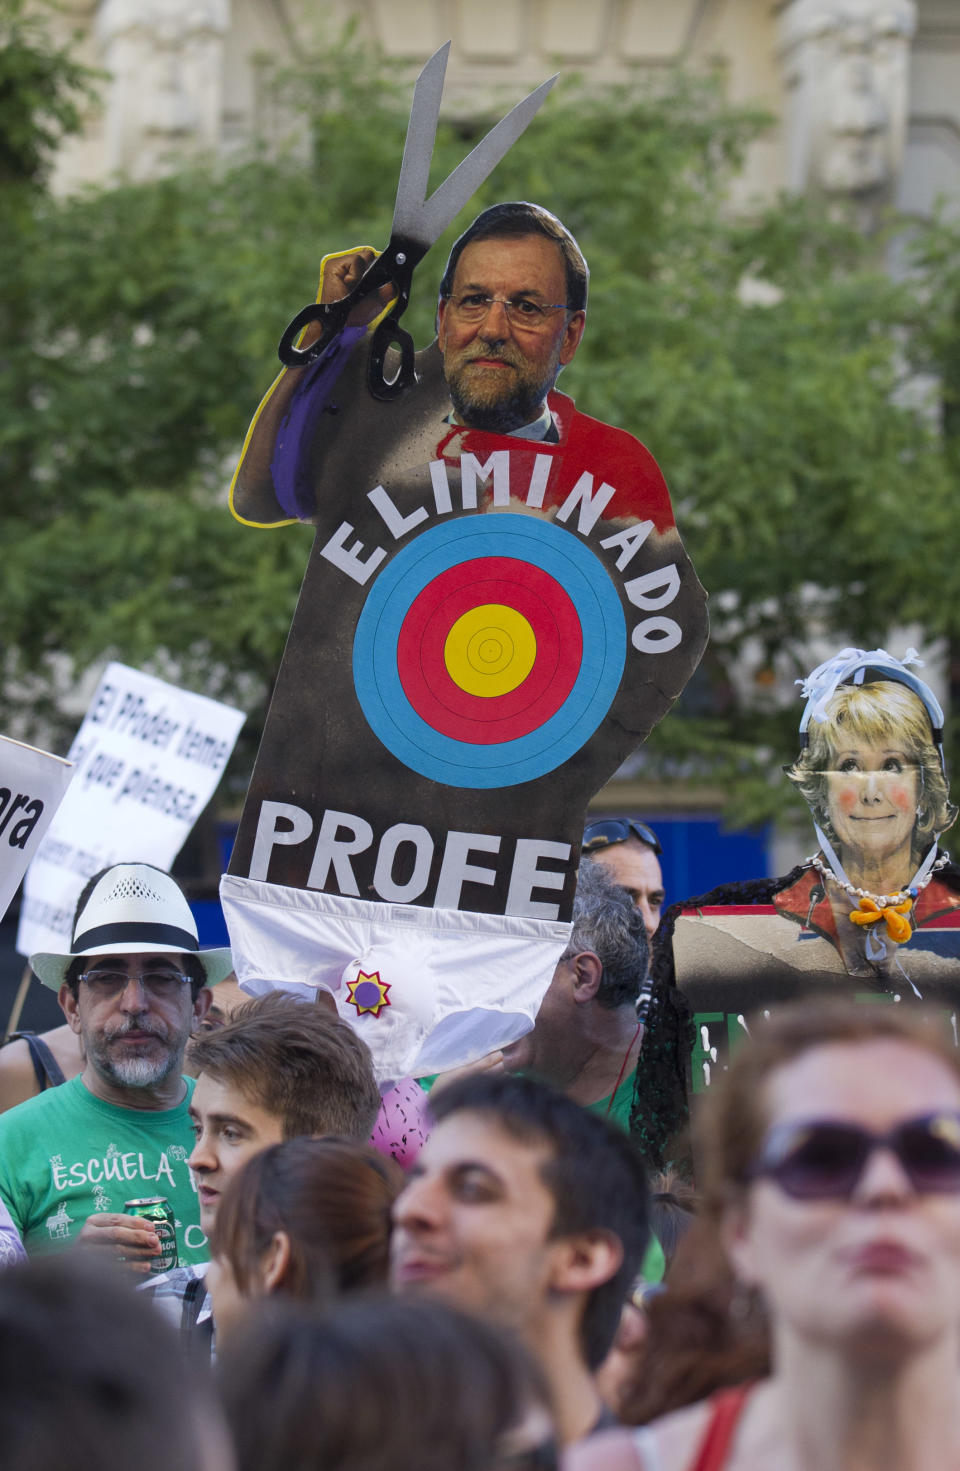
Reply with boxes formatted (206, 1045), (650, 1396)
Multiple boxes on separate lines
(582, 817), (666, 946)
(0, 863), (231, 1267)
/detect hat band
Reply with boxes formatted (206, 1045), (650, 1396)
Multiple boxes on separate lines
(71, 921), (200, 955)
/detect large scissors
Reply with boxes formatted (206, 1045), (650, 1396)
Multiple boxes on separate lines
(277, 43), (557, 400)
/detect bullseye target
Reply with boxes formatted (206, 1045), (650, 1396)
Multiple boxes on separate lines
(353, 515), (626, 788)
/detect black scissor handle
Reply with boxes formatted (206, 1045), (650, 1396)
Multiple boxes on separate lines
(277, 252), (393, 368)
(367, 317), (417, 400)
(277, 300), (348, 367)
(277, 242), (424, 371)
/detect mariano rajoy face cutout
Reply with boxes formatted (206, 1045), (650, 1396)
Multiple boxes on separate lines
(437, 233), (585, 433)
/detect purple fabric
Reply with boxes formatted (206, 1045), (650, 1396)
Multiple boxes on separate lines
(369, 1076), (430, 1170)
(270, 325), (368, 520)
(0, 1196), (26, 1269)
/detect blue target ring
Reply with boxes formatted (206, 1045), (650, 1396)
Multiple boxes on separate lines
(353, 515), (626, 789)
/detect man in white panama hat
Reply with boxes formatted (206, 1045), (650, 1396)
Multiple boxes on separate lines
(0, 863), (231, 1267)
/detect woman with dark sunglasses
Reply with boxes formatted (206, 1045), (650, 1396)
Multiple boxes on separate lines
(566, 999), (960, 1470)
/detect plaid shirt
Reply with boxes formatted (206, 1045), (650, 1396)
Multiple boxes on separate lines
(141, 1262), (215, 1364)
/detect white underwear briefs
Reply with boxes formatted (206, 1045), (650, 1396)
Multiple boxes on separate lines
(220, 873), (571, 1086)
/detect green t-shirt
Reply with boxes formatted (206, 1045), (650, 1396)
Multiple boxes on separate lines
(421, 1067), (639, 1131)
(0, 1074), (206, 1264)
(585, 1067), (637, 1132)
(584, 1070), (665, 1283)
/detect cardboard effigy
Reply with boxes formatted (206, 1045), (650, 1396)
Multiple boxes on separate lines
(221, 49), (709, 1081)
(671, 649), (960, 1094)
(0, 736), (73, 923)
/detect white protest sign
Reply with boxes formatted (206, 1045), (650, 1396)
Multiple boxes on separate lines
(0, 737), (74, 923)
(17, 663), (244, 958)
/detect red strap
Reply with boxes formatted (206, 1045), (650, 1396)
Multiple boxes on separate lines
(689, 1384), (754, 1471)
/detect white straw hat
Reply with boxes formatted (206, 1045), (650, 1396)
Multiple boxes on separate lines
(30, 863), (234, 991)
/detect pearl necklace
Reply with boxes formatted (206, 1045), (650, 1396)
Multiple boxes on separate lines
(805, 851), (949, 910)
(805, 851), (950, 946)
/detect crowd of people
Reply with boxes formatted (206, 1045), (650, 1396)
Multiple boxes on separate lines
(4, 200), (958, 1471)
(2, 821), (959, 1470)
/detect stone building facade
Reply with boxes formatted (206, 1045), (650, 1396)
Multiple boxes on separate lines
(45, 1), (960, 222)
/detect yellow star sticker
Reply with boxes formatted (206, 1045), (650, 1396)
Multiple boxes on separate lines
(346, 970), (392, 1018)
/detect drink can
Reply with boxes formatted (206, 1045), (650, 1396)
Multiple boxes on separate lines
(125, 1196), (178, 1274)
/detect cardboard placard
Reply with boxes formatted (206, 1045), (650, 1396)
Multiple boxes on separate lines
(229, 342), (708, 919)
(0, 737), (74, 923)
(17, 664), (244, 957)
(223, 325), (708, 1080)
(676, 880), (960, 1093)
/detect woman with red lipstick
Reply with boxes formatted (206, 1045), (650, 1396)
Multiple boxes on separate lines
(567, 999), (960, 1470)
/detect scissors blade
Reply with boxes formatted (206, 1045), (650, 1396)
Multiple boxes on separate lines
(392, 43), (451, 244)
(392, 56), (558, 250)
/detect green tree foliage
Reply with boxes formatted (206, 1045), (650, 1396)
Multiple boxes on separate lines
(2, 25), (957, 820)
(0, 1), (97, 187)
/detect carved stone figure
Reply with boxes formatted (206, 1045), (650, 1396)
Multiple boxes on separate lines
(777, 0), (916, 213)
(96, 0), (230, 177)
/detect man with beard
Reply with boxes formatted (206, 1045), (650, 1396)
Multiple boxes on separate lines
(314, 200), (587, 440)
(437, 203), (586, 433)
(582, 817), (666, 946)
(0, 864), (231, 1265)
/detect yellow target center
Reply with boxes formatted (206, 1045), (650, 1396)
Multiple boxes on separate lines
(444, 604), (537, 697)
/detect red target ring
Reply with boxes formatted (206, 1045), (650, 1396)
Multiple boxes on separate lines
(353, 516), (627, 789)
(396, 556), (583, 745)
